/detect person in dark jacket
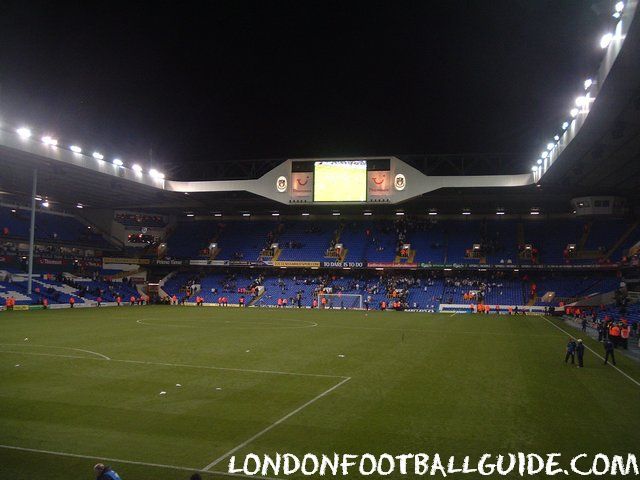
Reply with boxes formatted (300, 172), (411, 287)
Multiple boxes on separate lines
(565, 338), (577, 364)
(603, 339), (616, 366)
(576, 339), (585, 368)
(597, 322), (605, 342)
(581, 317), (587, 332)
(94, 463), (122, 480)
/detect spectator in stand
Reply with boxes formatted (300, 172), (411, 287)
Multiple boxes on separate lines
(69, 297), (75, 308)
(130, 295), (136, 306)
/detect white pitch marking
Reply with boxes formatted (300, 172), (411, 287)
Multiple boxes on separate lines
(202, 376), (352, 471)
(136, 318), (318, 329)
(0, 444), (282, 480)
(315, 324), (557, 337)
(0, 349), (346, 379)
(0, 343), (111, 360)
(538, 315), (640, 388)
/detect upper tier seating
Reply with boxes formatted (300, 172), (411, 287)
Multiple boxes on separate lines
(0, 207), (111, 249)
(162, 217), (640, 265)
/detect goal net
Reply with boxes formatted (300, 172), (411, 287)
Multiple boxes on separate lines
(317, 293), (363, 310)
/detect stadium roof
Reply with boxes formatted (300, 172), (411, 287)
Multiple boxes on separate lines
(1, 2), (639, 214)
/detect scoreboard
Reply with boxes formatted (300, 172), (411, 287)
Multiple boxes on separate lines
(164, 156), (534, 205)
(282, 157), (407, 204)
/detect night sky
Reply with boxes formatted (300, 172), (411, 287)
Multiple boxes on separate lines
(0, 1), (614, 178)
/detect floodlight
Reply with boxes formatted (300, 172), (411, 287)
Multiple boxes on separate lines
(149, 168), (165, 179)
(332, 212), (340, 216)
(41, 201), (49, 208)
(575, 96), (587, 107)
(554, 135), (560, 141)
(570, 108), (579, 118)
(462, 211), (471, 215)
(496, 211), (505, 215)
(301, 212), (310, 216)
(112, 158), (124, 167)
(428, 211), (438, 216)
(16, 127), (31, 139)
(131, 164), (143, 173)
(562, 122), (569, 130)
(41, 136), (58, 146)
(186, 213), (195, 217)
(395, 211), (405, 216)
(615, 1), (624, 12)
(541, 151), (548, 159)
(547, 143), (554, 150)
(76, 204), (83, 209)
(92, 152), (104, 161)
(363, 212), (373, 216)
(532, 166), (538, 172)
(271, 212), (280, 216)
(242, 213), (251, 217)
(584, 78), (593, 90)
(70, 145), (82, 153)
(600, 32), (613, 49)
(537, 159), (542, 165)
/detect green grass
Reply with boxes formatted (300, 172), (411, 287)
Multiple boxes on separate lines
(0, 306), (639, 479)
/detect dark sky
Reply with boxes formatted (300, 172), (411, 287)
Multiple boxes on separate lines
(0, 1), (614, 177)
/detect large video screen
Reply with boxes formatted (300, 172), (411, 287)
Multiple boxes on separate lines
(313, 160), (367, 202)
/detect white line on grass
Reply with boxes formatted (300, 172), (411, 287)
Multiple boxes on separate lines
(202, 376), (352, 471)
(537, 315), (640, 388)
(0, 349), (346, 379)
(0, 343), (111, 360)
(315, 324), (558, 337)
(114, 358), (347, 379)
(136, 318), (318, 329)
(0, 444), (281, 480)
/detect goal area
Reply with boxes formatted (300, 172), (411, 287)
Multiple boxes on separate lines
(317, 293), (363, 309)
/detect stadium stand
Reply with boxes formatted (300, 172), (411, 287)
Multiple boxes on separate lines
(1, 206), (112, 249)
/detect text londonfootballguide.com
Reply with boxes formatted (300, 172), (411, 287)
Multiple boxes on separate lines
(228, 452), (639, 477)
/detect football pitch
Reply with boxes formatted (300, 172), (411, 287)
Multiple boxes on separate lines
(0, 306), (639, 479)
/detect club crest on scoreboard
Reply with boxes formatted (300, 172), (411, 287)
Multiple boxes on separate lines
(276, 176), (288, 192)
(394, 173), (406, 191)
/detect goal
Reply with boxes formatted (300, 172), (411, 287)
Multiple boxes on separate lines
(317, 293), (363, 310)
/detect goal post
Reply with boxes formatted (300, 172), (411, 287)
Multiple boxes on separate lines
(317, 293), (363, 310)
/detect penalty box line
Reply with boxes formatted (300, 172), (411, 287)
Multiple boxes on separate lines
(537, 315), (640, 388)
(0, 444), (282, 480)
(202, 376), (352, 471)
